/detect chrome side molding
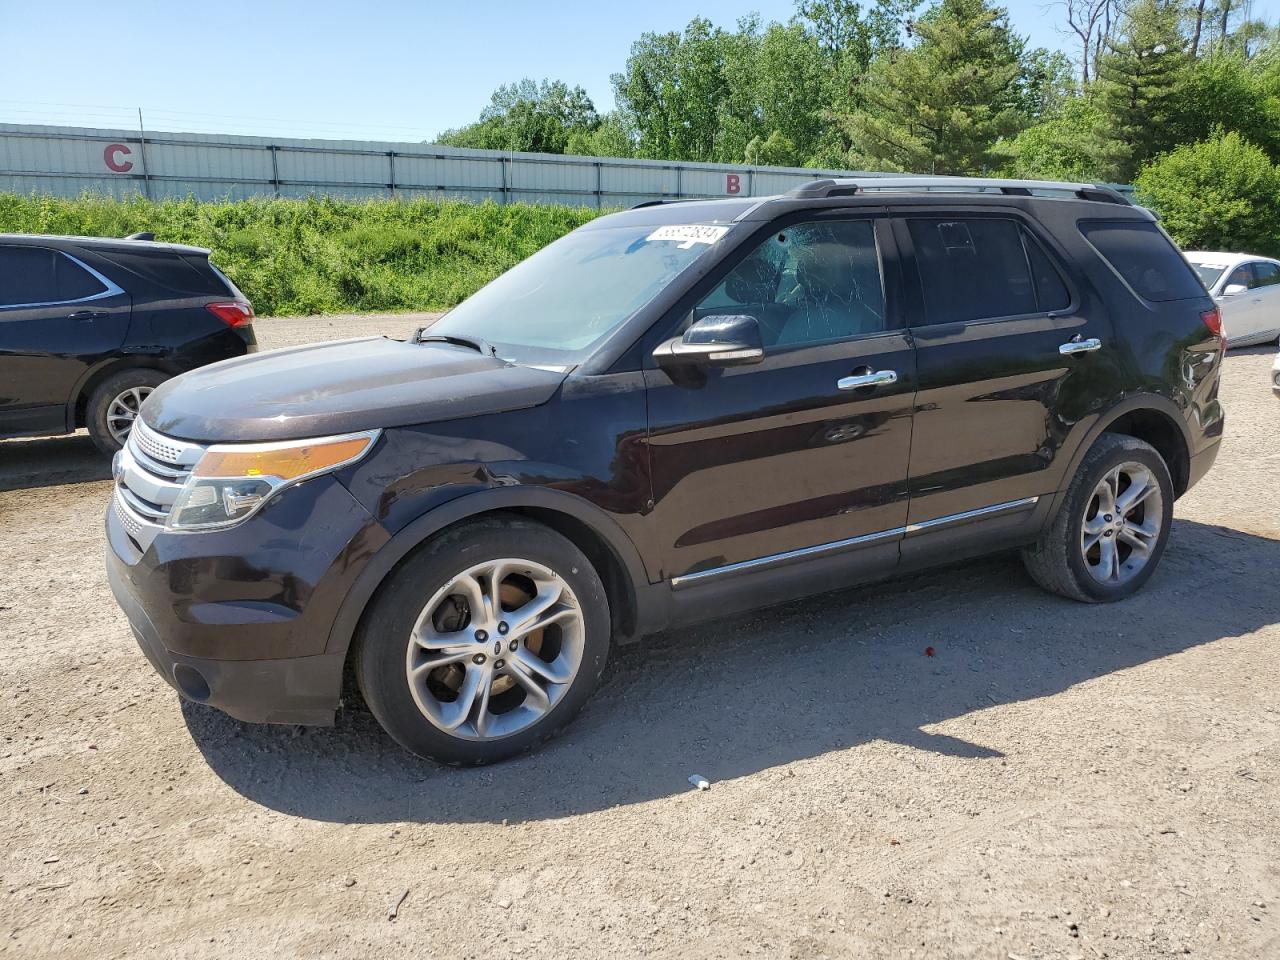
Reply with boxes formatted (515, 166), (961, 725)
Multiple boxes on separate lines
(669, 496), (1039, 589)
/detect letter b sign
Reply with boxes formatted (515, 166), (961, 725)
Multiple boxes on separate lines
(725, 173), (741, 195)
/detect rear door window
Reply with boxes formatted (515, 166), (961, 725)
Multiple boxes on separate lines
(1079, 220), (1206, 302)
(0, 246), (107, 307)
(1250, 261), (1280, 289)
(906, 218), (1069, 325)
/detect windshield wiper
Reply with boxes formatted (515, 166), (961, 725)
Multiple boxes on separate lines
(413, 331), (499, 358)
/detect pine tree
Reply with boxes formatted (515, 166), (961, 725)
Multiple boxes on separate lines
(1093, 0), (1188, 180)
(842, 0), (1026, 174)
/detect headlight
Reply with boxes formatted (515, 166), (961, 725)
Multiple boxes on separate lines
(166, 430), (379, 531)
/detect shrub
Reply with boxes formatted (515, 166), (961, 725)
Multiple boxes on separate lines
(1134, 131), (1280, 257)
(0, 194), (604, 316)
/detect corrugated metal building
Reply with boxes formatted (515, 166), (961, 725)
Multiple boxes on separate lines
(0, 123), (888, 206)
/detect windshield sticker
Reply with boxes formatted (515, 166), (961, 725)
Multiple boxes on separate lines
(645, 224), (730, 249)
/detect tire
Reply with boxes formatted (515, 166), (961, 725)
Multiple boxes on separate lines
(354, 516), (611, 765)
(86, 368), (169, 455)
(1021, 433), (1174, 603)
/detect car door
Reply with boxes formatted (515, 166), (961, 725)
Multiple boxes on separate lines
(1244, 261), (1280, 343)
(643, 213), (916, 591)
(1216, 262), (1265, 344)
(892, 211), (1117, 562)
(0, 245), (132, 436)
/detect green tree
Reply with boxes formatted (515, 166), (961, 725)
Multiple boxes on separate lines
(1134, 130), (1280, 256)
(564, 113), (636, 158)
(1163, 53), (1280, 161)
(1093, 0), (1188, 181)
(437, 79), (598, 154)
(841, 0), (1028, 174)
(744, 130), (803, 166)
(611, 17), (741, 162)
(998, 95), (1107, 179)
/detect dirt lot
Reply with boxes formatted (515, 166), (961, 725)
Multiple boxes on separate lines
(1, 317), (1277, 960)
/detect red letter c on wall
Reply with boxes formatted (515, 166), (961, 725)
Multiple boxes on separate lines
(104, 143), (134, 173)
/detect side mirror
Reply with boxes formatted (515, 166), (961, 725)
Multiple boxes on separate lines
(653, 314), (764, 368)
(1222, 283), (1248, 297)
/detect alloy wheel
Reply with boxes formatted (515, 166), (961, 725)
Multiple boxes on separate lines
(405, 558), (585, 741)
(106, 386), (154, 445)
(1080, 460), (1164, 584)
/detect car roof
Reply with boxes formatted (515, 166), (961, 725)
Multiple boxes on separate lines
(1184, 251), (1279, 265)
(0, 233), (210, 256)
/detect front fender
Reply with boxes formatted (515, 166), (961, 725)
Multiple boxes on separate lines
(322, 485), (654, 658)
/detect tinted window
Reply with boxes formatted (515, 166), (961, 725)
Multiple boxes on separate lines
(55, 254), (107, 300)
(1025, 235), (1071, 312)
(104, 248), (228, 295)
(0, 246), (107, 307)
(697, 219), (884, 349)
(1079, 221), (1206, 302)
(907, 218), (1039, 324)
(1251, 262), (1280, 288)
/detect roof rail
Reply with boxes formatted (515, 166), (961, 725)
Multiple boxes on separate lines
(785, 176), (1131, 205)
(629, 198), (704, 210)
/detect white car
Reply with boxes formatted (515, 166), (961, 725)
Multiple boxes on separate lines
(1184, 251), (1280, 347)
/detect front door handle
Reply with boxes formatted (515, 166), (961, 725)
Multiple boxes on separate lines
(837, 369), (898, 391)
(66, 310), (106, 321)
(1059, 336), (1102, 356)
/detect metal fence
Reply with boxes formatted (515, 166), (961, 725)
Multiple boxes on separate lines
(0, 122), (888, 207)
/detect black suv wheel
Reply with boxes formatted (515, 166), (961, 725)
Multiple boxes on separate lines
(86, 368), (170, 454)
(354, 516), (611, 764)
(1022, 433), (1175, 602)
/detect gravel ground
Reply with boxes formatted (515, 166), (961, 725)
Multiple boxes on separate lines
(1, 319), (1277, 960)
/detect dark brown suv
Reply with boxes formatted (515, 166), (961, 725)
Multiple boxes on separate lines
(106, 176), (1224, 764)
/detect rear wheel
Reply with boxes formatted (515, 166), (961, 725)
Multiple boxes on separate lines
(354, 517), (611, 764)
(86, 368), (169, 454)
(1022, 433), (1174, 602)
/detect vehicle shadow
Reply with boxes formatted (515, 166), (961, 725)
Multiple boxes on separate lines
(184, 517), (1280, 824)
(0, 433), (110, 492)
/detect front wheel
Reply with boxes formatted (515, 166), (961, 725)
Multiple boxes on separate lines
(354, 517), (611, 764)
(1022, 433), (1174, 603)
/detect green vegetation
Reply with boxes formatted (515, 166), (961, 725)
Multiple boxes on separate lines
(435, 0), (1280, 251)
(1134, 131), (1280, 257)
(0, 194), (601, 316)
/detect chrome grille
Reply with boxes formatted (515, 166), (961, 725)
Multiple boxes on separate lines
(113, 420), (206, 550)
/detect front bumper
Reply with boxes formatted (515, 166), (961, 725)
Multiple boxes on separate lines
(106, 474), (389, 725)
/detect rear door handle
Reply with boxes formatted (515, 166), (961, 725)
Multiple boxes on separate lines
(66, 310), (107, 321)
(837, 369), (898, 390)
(1059, 337), (1102, 356)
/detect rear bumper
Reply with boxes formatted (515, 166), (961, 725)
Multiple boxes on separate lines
(1186, 437), (1221, 493)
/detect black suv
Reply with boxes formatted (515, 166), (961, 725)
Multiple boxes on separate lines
(105, 177), (1224, 764)
(0, 234), (255, 453)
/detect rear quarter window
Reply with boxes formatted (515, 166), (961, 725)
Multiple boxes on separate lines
(1079, 220), (1206, 302)
(99, 249), (232, 296)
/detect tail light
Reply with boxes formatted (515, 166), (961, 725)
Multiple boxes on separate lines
(1200, 306), (1222, 338)
(206, 300), (254, 328)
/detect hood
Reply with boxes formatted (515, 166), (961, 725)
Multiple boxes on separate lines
(143, 337), (568, 442)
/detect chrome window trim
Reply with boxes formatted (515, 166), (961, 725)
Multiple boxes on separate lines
(0, 249), (125, 310)
(669, 496), (1039, 589)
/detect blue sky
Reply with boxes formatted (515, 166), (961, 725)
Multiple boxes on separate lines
(1, 0), (1276, 142)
